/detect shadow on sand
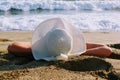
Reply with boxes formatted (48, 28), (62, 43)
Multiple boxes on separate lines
(0, 53), (113, 71)
(0, 53), (120, 80)
(0, 43), (120, 79)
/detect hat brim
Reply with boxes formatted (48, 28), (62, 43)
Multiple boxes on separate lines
(32, 18), (86, 61)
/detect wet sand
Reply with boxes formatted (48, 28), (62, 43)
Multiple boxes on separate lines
(0, 31), (120, 80)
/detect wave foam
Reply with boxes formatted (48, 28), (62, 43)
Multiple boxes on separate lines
(0, 0), (120, 11)
(0, 11), (120, 32)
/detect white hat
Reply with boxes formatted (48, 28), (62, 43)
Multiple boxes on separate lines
(32, 18), (86, 61)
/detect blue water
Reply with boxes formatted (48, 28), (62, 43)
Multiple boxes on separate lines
(0, 0), (120, 32)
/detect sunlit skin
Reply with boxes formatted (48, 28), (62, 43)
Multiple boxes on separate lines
(7, 42), (112, 58)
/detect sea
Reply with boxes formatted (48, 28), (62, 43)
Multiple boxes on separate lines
(0, 0), (120, 32)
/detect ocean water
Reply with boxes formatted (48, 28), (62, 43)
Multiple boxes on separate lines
(0, 0), (120, 32)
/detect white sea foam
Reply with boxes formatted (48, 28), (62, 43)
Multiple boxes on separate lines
(0, 0), (120, 32)
(0, 11), (120, 32)
(0, 0), (120, 11)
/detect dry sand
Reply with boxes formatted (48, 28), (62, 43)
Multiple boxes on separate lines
(0, 31), (120, 80)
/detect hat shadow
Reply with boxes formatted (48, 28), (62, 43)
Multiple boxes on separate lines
(1, 53), (119, 80)
(1, 42), (120, 72)
(0, 53), (113, 72)
(55, 57), (113, 72)
(54, 57), (120, 79)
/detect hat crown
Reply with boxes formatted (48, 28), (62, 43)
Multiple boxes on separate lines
(45, 28), (72, 56)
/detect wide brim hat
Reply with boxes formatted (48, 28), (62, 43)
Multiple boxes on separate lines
(32, 18), (86, 61)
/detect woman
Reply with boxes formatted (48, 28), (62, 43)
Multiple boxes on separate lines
(7, 18), (113, 61)
(7, 42), (112, 57)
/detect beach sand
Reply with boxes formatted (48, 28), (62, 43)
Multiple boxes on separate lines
(0, 31), (120, 80)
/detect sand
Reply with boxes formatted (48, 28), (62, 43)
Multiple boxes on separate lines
(0, 31), (120, 80)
